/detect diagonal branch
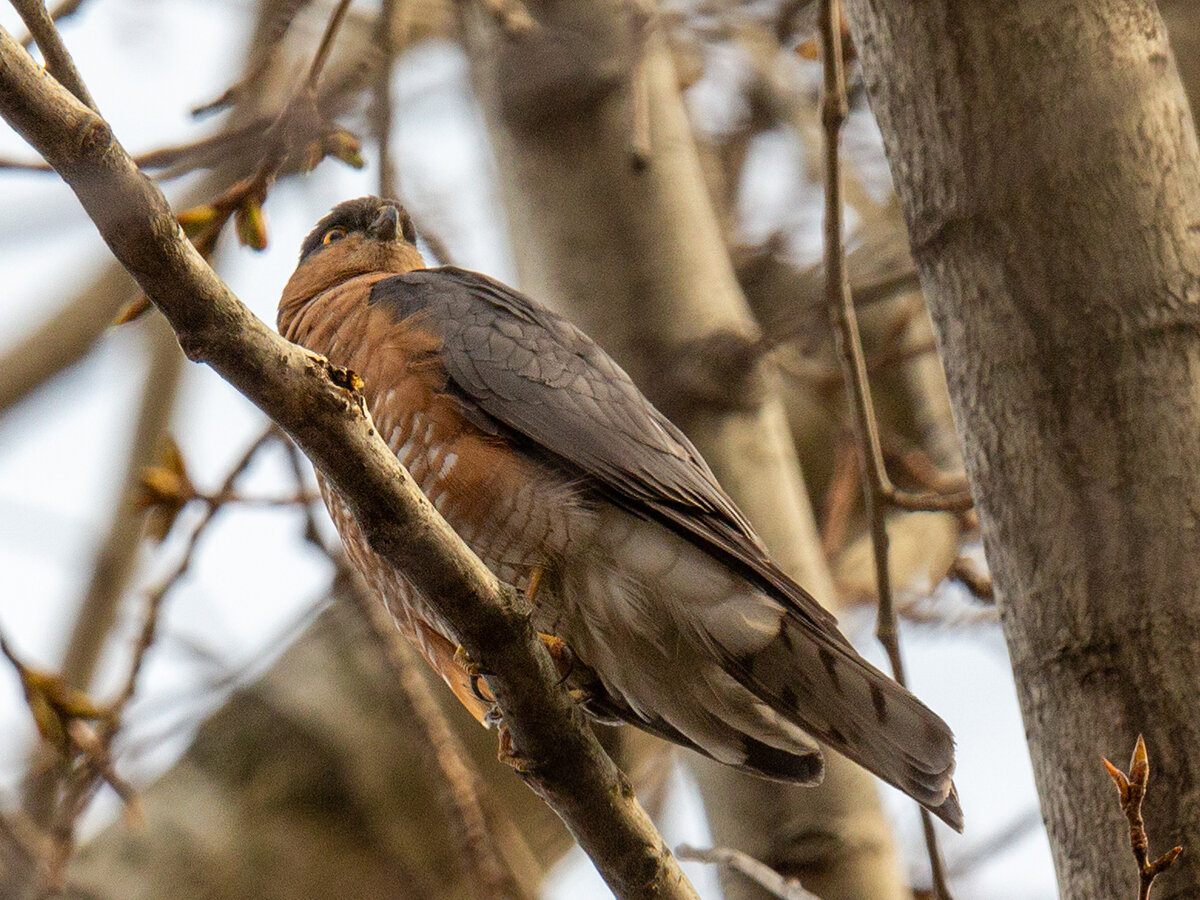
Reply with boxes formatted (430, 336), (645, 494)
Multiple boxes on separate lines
(0, 24), (697, 900)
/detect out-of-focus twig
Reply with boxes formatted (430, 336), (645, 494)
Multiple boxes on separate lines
(31, 427), (279, 894)
(818, 1), (953, 896)
(1103, 736), (1183, 900)
(947, 557), (992, 603)
(22, 314), (183, 825)
(346, 572), (532, 899)
(373, 0), (401, 200)
(676, 844), (824, 900)
(819, 432), (858, 559)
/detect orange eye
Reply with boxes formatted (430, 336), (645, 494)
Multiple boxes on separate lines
(322, 227), (346, 244)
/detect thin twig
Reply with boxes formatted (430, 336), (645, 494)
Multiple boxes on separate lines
(22, 315), (182, 825)
(10, 0), (97, 111)
(1103, 735), (1183, 900)
(947, 557), (993, 603)
(17, 0), (89, 49)
(676, 845), (824, 900)
(819, 432), (859, 559)
(817, 1), (953, 896)
(35, 427), (278, 893)
(373, 0), (400, 200)
(306, 0), (354, 90)
(348, 574), (530, 899)
(282, 430), (529, 899)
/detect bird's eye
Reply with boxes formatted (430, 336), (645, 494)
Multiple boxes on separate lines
(323, 228), (346, 244)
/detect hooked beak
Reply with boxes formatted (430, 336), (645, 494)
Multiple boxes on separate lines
(367, 205), (400, 241)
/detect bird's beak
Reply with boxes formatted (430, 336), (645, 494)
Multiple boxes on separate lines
(368, 205), (400, 241)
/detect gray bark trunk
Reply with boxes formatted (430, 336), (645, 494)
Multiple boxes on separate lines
(840, 2), (1200, 897)
(464, 5), (911, 898)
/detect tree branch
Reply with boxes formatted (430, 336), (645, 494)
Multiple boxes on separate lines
(0, 24), (697, 900)
(10, 0), (96, 110)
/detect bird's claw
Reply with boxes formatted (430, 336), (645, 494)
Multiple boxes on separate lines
(537, 632), (576, 685)
(453, 644), (494, 677)
(496, 723), (530, 772)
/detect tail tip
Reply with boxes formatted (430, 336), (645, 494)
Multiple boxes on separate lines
(929, 783), (964, 833)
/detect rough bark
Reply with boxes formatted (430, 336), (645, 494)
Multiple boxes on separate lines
(464, 5), (911, 898)
(0, 23), (699, 899)
(839, 2), (1200, 897)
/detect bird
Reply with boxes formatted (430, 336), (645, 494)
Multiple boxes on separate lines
(278, 196), (962, 830)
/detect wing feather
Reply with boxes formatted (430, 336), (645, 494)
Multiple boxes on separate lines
(370, 267), (843, 638)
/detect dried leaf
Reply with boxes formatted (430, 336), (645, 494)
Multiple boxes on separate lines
(137, 435), (196, 540)
(176, 203), (220, 238)
(324, 127), (364, 169)
(113, 294), (152, 326)
(234, 199), (268, 251)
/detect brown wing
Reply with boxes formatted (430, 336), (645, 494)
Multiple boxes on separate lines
(369, 267), (845, 641)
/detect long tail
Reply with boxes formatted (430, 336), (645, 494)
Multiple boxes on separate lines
(721, 613), (962, 831)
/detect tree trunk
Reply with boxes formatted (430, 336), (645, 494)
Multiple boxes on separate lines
(463, 6), (911, 898)
(840, 2), (1200, 897)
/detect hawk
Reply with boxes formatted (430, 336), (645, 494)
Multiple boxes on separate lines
(278, 197), (961, 829)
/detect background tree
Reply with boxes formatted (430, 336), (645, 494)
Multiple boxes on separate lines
(839, 1), (1200, 897)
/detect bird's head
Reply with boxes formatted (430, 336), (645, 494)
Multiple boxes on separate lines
(279, 196), (425, 327)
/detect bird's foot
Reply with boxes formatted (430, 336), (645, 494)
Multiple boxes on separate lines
(496, 723), (531, 772)
(537, 632), (576, 685)
(453, 644), (496, 707)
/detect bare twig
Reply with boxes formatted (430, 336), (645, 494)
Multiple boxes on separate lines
(60, 317), (183, 692)
(347, 572), (531, 899)
(10, 0), (96, 110)
(306, 0), (354, 90)
(0, 116), (275, 176)
(17, 0), (89, 49)
(34, 427), (279, 893)
(21, 315), (182, 825)
(676, 844), (824, 900)
(818, 1), (953, 895)
(819, 432), (859, 558)
(373, 0), (400, 200)
(1103, 735), (1183, 900)
(0, 25), (698, 899)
